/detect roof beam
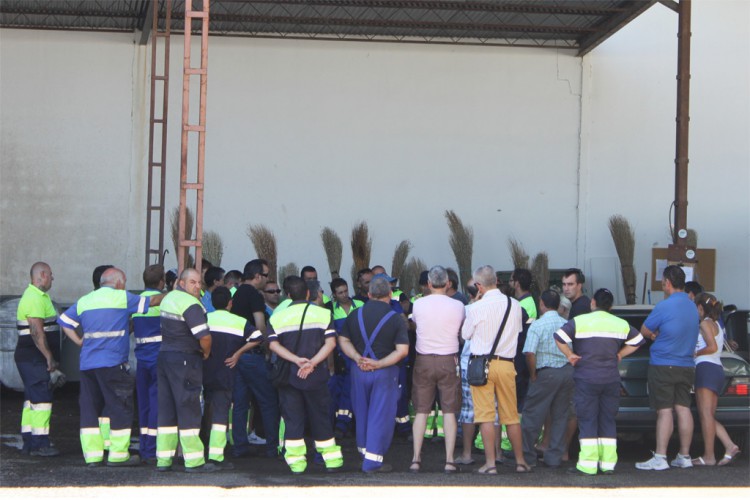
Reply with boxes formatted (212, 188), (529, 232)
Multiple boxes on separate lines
(658, 0), (680, 14)
(577, 0), (657, 56)
(139, 0), (154, 45)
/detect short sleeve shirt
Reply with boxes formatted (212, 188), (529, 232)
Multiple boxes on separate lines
(15, 284), (60, 363)
(340, 300), (409, 360)
(569, 295), (591, 319)
(231, 284), (266, 328)
(644, 291), (700, 367)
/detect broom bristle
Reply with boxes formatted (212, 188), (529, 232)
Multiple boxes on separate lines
(445, 210), (473, 293)
(321, 227), (343, 279)
(170, 206), (194, 269)
(247, 224), (278, 282)
(391, 240), (412, 280)
(608, 214), (636, 305)
(531, 252), (549, 292)
(508, 238), (529, 269)
(400, 256), (427, 297)
(278, 262), (299, 294)
(351, 221), (372, 274)
(202, 231), (224, 267)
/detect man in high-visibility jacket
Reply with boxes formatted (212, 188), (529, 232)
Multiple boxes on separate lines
(15, 262), (61, 457)
(59, 267), (162, 467)
(555, 288), (644, 475)
(155, 268), (214, 472)
(268, 276), (343, 474)
(131, 264), (166, 465)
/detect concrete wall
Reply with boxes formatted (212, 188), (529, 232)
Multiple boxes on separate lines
(1, 0), (747, 308)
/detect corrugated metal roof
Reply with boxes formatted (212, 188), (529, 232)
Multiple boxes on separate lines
(0, 0), (658, 55)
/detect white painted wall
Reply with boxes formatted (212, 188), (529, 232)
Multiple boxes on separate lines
(1, 0), (747, 308)
(582, 1), (750, 306)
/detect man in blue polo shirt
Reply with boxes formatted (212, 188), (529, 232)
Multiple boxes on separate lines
(636, 265), (699, 471)
(59, 267), (162, 467)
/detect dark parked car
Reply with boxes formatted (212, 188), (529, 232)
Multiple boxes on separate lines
(612, 306), (750, 447)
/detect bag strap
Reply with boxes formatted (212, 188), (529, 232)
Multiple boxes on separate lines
(487, 295), (512, 356)
(290, 302), (311, 354)
(357, 308), (396, 360)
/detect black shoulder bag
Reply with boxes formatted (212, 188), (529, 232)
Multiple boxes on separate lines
(270, 303), (311, 388)
(467, 295), (511, 387)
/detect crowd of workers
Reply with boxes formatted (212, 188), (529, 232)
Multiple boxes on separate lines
(13, 258), (741, 476)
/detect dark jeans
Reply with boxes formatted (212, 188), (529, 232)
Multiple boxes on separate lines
(232, 352), (279, 456)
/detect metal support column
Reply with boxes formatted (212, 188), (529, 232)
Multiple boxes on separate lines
(669, 0), (694, 262)
(177, 0), (209, 275)
(144, 0), (172, 267)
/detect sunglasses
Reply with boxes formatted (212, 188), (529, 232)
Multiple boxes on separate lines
(264, 289), (281, 294)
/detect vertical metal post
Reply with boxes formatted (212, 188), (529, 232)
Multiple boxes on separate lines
(177, 0), (209, 275)
(669, 0), (693, 262)
(144, 0), (172, 267)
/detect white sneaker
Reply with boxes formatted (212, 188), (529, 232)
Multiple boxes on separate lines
(635, 453), (669, 471)
(247, 431), (267, 445)
(670, 454), (693, 468)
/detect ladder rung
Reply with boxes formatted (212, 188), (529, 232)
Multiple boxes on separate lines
(185, 68), (207, 75)
(184, 125), (205, 132)
(183, 183), (203, 190)
(147, 249), (161, 254)
(186, 12), (208, 19)
(180, 241), (201, 247)
(154, 76), (167, 81)
(153, 119), (164, 124)
(150, 162), (163, 167)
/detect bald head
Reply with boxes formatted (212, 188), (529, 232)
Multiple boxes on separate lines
(179, 268), (202, 298)
(30, 262), (53, 292)
(100, 268), (126, 290)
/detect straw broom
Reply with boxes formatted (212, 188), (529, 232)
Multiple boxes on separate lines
(608, 215), (637, 304)
(202, 231), (224, 267)
(321, 227), (343, 279)
(170, 206), (194, 269)
(391, 240), (412, 282)
(508, 238), (529, 269)
(350, 221), (372, 284)
(531, 252), (549, 294)
(247, 224), (278, 282)
(445, 210), (473, 293)
(278, 262), (299, 291)
(401, 256), (427, 297)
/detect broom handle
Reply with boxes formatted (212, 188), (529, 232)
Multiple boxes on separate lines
(642, 272), (648, 305)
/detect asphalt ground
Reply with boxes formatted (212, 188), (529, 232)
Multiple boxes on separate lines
(2, 384), (748, 492)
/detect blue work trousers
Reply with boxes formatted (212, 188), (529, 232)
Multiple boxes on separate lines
(351, 364), (399, 472)
(136, 361), (158, 460)
(232, 352), (279, 456)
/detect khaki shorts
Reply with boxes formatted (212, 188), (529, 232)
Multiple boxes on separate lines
(411, 354), (462, 414)
(648, 364), (695, 410)
(470, 359), (519, 425)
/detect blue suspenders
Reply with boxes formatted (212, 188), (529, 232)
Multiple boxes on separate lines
(356, 308), (396, 360)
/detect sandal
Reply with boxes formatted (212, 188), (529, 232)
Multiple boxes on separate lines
(515, 463), (533, 473)
(691, 456), (714, 466)
(717, 447), (741, 467)
(409, 461), (421, 473)
(475, 466), (497, 475)
(444, 462), (460, 474)
(454, 456), (475, 465)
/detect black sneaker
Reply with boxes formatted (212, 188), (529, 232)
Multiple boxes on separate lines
(363, 464), (393, 474)
(87, 461), (104, 468)
(30, 446), (60, 457)
(185, 462), (219, 473)
(107, 455), (141, 467)
(156, 464), (173, 472)
(566, 467), (596, 476)
(209, 460), (234, 470)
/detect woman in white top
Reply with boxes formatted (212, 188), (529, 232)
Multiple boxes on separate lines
(691, 293), (740, 466)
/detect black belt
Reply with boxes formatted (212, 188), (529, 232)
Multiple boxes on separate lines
(471, 354), (513, 362)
